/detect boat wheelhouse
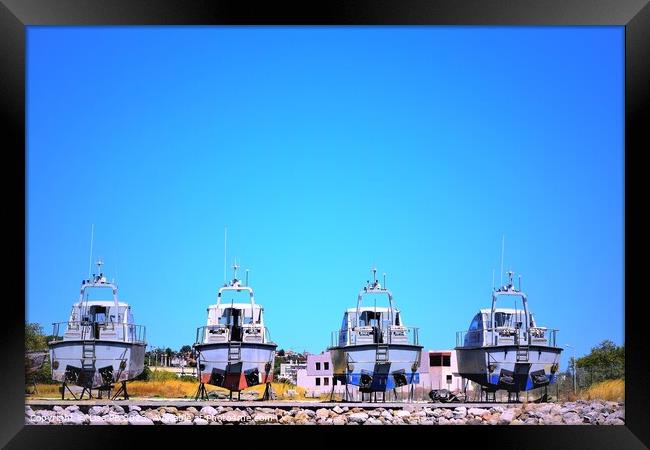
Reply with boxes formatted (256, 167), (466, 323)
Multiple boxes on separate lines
(48, 260), (146, 399)
(193, 264), (276, 399)
(454, 271), (562, 401)
(327, 268), (423, 401)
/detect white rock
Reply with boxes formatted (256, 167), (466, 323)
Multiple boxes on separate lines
(193, 417), (209, 425)
(332, 406), (344, 414)
(498, 409), (517, 424)
(347, 412), (369, 424)
(468, 408), (489, 417)
(453, 406), (467, 419)
(89, 406), (109, 416)
(200, 406), (218, 417)
(128, 405), (141, 413)
(332, 416), (347, 425)
(315, 408), (330, 418)
(394, 410), (411, 418)
(110, 405), (125, 414)
(562, 412), (583, 425)
(160, 413), (179, 425)
(89, 415), (107, 425)
(364, 418), (382, 425)
(106, 415), (129, 425)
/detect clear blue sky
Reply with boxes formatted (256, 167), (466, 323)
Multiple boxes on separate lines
(26, 26), (623, 371)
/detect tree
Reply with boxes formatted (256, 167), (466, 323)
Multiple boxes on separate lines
(25, 322), (48, 351)
(180, 345), (192, 354)
(575, 340), (624, 386)
(25, 322), (53, 385)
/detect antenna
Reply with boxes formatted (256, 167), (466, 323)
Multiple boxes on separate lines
(224, 227), (227, 284)
(383, 272), (386, 290)
(518, 274), (522, 292)
(245, 269), (249, 286)
(500, 235), (505, 287)
(372, 266), (377, 284)
(87, 224), (94, 279)
(492, 268), (495, 291)
(233, 260), (239, 281)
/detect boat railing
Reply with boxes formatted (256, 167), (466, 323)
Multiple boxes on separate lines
(331, 326), (420, 347)
(456, 327), (558, 347)
(51, 321), (146, 344)
(195, 325), (274, 345)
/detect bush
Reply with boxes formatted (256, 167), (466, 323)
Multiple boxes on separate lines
(135, 365), (152, 381)
(149, 369), (181, 382)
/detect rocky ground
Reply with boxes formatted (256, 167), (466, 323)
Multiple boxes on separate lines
(25, 400), (625, 425)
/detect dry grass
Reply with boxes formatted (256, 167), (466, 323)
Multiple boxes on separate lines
(29, 384), (61, 397)
(31, 379), (313, 400)
(579, 379), (624, 402)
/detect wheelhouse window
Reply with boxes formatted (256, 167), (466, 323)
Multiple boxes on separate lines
(324, 362), (329, 370)
(359, 311), (381, 327)
(468, 313), (483, 331)
(218, 308), (242, 326)
(315, 377), (321, 386)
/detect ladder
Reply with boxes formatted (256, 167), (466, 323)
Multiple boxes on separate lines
(516, 345), (529, 362)
(82, 341), (96, 370)
(228, 341), (242, 362)
(376, 344), (389, 363)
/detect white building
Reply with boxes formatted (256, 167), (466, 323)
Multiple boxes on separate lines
(279, 360), (307, 385)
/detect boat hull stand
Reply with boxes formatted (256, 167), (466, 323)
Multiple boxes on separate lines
(455, 345), (562, 401)
(329, 344), (423, 402)
(50, 340), (145, 400)
(194, 342), (276, 400)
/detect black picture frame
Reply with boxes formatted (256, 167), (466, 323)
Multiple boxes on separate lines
(2, 0), (647, 448)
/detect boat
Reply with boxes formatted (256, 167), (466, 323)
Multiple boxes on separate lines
(327, 268), (423, 401)
(454, 271), (562, 401)
(48, 260), (146, 399)
(193, 264), (277, 400)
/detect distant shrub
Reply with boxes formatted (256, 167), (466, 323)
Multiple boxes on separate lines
(149, 369), (180, 382)
(135, 365), (151, 381)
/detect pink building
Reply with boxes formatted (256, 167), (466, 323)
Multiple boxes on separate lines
(296, 349), (464, 398)
(419, 349), (464, 392)
(296, 351), (345, 397)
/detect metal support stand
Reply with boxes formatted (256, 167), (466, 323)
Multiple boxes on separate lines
(61, 381), (79, 400)
(194, 382), (208, 401)
(111, 381), (129, 400)
(262, 382), (273, 401)
(78, 386), (93, 400)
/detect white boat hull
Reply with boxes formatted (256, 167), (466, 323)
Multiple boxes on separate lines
(455, 345), (562, 391)
(329, 344), (423, 392)
(194, 342), (276, 392)
(49, 340), (145, 388)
